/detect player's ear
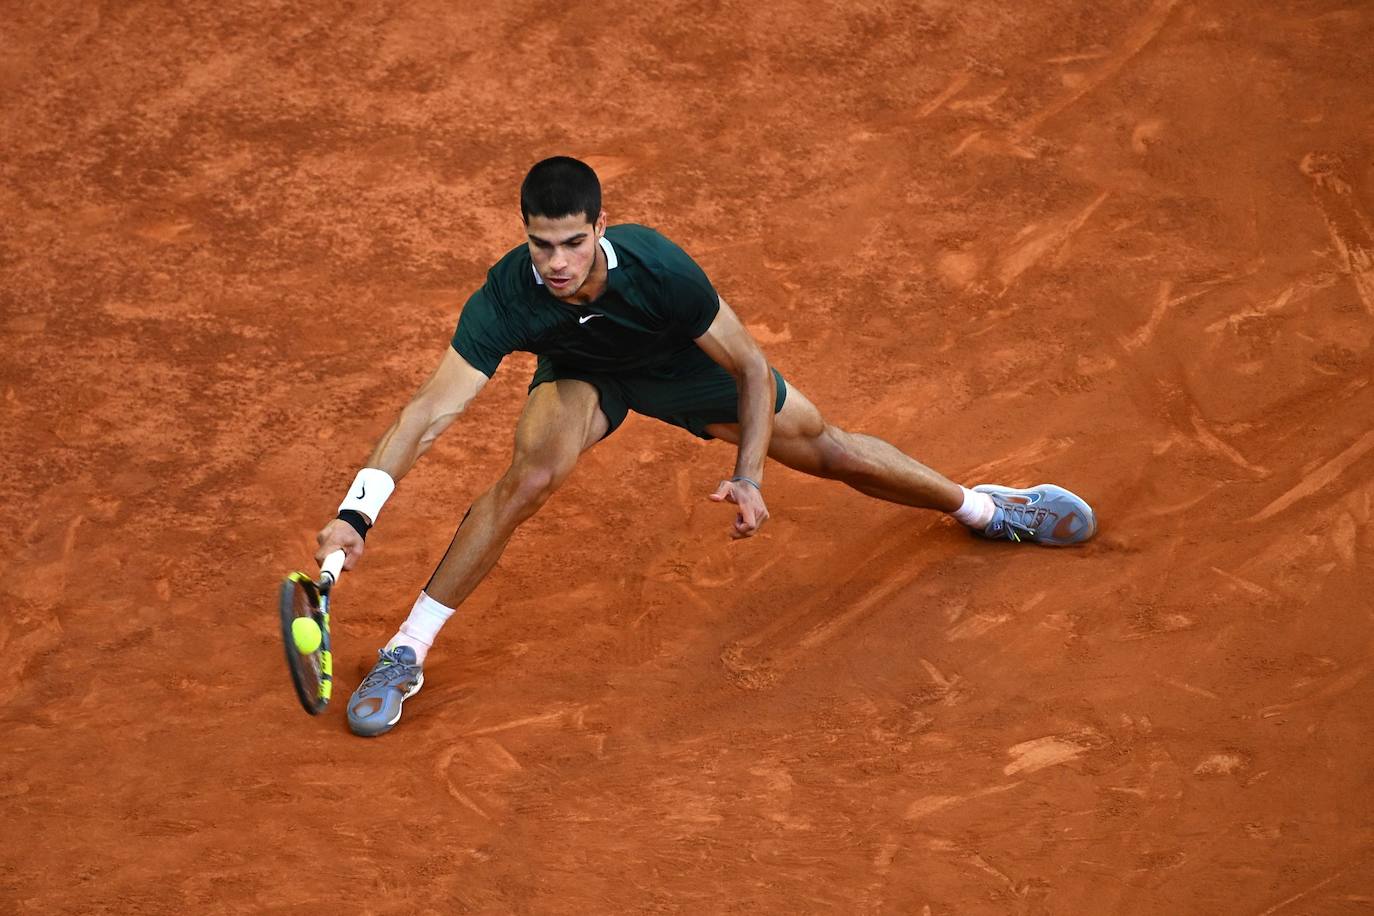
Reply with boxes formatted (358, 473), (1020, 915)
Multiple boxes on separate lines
(594, 209), (607, 237)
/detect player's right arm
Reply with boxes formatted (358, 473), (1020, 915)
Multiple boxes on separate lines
(314, 346), (489, 569)
(362, 346), (488, 480)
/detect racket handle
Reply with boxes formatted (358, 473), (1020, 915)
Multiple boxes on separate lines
(320, 549), (346, 587)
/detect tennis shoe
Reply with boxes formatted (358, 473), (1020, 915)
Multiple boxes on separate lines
(973, 483), (1096, 546)
(347, 645), (424, 737)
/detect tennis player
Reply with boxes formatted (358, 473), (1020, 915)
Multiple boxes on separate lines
(314, 156), (1097, 736)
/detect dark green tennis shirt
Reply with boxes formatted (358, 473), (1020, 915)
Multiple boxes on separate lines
(451, 224), (720, 377)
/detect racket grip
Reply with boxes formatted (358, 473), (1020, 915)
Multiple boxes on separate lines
(320, 549), (346, 587)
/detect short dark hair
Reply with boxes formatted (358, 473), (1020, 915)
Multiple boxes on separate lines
(520, 156), (601, 224)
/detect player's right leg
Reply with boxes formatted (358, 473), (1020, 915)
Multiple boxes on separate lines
(346, 379), (608, 737)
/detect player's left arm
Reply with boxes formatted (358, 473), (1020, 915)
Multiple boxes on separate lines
(694, 297), (773, 538)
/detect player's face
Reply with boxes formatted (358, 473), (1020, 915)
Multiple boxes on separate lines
(525, 210), (606, 300)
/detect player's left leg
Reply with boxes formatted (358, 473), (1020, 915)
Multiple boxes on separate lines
(703, 381), (1095, 545)
(705, 383), (963, 509)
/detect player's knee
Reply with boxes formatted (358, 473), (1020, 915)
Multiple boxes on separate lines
(499, 461), (564, 520)
(814, 426), (865, 481)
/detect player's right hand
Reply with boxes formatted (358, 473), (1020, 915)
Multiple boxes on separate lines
(315, 518), (365, 571)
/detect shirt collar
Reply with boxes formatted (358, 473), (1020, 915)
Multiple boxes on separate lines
(599, 234), (618, 269)
(531, 235), (618, 285)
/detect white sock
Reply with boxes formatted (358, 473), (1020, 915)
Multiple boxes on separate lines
(951, 486), (997, 529)
(386, 591), (456, 666)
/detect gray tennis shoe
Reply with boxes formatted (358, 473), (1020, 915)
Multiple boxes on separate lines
(347, 645), (424, 737)
(973, 483), (1097, 546)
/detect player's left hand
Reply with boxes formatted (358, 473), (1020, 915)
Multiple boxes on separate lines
(709, 478), (769, 539)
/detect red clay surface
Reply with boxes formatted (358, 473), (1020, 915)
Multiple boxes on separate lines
(4, 1), (1374, 913)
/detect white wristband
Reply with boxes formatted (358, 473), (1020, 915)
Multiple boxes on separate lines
(338, 468), (396, 524)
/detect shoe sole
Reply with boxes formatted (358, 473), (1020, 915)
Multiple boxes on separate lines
(973, 483), (1097, 546)
(348, 672), (424, 738)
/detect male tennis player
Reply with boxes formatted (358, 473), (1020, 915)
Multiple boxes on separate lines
(314, 156), (1097, 737)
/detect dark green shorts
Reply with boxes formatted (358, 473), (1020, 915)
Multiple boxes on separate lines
(528, 348), (787, 440)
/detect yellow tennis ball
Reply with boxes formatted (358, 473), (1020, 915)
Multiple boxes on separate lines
(292, 617), (322, 654)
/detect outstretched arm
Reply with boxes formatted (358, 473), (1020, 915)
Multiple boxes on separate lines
(694, 297), (773, 539)
(315, 347), (489, 568)
(363, 346), (489, 481)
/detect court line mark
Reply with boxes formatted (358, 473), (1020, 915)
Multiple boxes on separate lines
(1209, 567), (1275, 600)
(1013, 0), (1180, 140)
(1123, 277), (1232, 351)
(916, 70), (972, 119)
(1256, 863), (1356, 916)
(722, 521), (945, 686)
(1259, 659), (1373, 719)
(1159, 678), (1219, 700)
(1251, 429), (1374, 521)
(1300, 153), (1374, 316)
(905, 781), (1024, 822)
(1190, 408), (1269, 477)
(463, 704), (589, 737)
(996, 191), (1110, 292)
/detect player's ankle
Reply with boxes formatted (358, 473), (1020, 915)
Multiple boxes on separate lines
(386, 591), (458, 666)
(387, 630), (431, 665)
(951, 486), (996, 529)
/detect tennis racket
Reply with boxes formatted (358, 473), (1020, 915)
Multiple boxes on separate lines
(279, 549), (345, 715)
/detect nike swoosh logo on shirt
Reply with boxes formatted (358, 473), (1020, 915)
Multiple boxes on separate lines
(579, 314), (604, 324)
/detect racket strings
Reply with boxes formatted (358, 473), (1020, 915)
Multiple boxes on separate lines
(292, 587), (323, 689)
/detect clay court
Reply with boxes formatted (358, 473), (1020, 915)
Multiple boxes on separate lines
(4, 0), (1374, 912)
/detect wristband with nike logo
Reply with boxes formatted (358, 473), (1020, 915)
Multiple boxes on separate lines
(338, 467), (395, 526)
